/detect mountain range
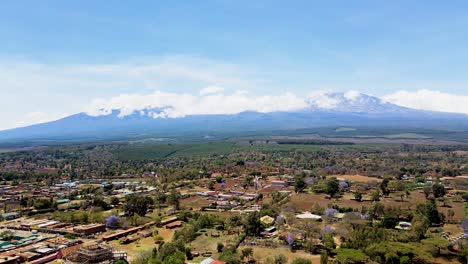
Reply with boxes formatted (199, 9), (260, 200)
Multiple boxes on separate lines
(1, 92), (467, 143)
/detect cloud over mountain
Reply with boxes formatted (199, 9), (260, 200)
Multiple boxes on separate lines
(83, 89), (468, 119)
(85, 90), (308, 118)
(383, 89), (468, 115)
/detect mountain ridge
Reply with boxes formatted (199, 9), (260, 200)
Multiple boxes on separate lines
(1, 92), (467, 143)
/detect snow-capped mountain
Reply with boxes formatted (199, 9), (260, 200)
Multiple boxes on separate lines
(0, 92), (467, 143)
(305, 91), (413, 113)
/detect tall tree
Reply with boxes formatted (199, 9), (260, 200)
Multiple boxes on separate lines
(124, 195), (153, 217)
(326, 177), (340, 196)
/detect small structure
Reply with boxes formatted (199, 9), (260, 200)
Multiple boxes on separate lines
(73, 224), (106, 236)
(1, 212), (20, 220)
(0, 255), (21, 264)
(271, 180), (288, 187)
(165, 221), (183, 229)
(63, 244), (127, 264)
(296, 212), (322, 221)
(261, 226), (277, 238)
(260, 215), (275, 225)
(138, 230), (152, 238)
(200, 257), (225, 264)
(395, 221), (412, 230)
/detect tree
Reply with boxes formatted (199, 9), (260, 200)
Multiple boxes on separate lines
(110, 196), (120, 206)
(208, 181), (215, 190)
(105, 215), (120, 229)
(217, 242), (224, 253)
(380, 178), (390, 196)
(216, 176), (223, 183)
(370, 202), (385, 219)
(381, 214), (399, 229)
(244, 212), (262, 236)
(265, 254), (287, 264)
(124, 195), (153, 217)
(326, 177), (339, 196)
(291, 258), (312, 264)
(295, 177), (306, 193)
(416, 201), (444, 225)
(335, 248), (368, 264)
(218, 249), (241, 264)
(168, 190), (181, 211)
(423, 186), (432, 199)
(370, 190), (380, 202)
(411, 214), (430, 239)
(241, 248), (253, 261)
(0, 230), (13, 241)
(322, 233), (335, 252)
(461, 218), (468, 234)
(93, 197), (110, 210)
(320, 251), (328, 264)
(432, 183), (446, 198)
(354, 192), (362, 202)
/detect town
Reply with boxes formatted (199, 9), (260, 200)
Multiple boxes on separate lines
(0, 142), (467, 264)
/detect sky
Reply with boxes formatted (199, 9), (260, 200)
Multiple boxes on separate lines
(1, 1), (468, 130)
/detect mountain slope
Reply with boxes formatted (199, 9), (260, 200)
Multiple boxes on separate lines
(1, 92), (467, 143)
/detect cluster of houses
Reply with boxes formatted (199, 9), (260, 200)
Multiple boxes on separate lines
(0, 229), (82, 264)
(196, 190), (260, 210)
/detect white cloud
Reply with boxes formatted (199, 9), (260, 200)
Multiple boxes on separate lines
(85, 90), (308, 118)
(1, 55), (468, 130)
(383, 89), (468, 115)
(199, 86), (224, 95)
(0, 55), (274, 130)
(306, 90), (339, 109)
(344, 90), (362, 101)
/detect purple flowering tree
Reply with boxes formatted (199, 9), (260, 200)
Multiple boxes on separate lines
(339, 181), (349, 189)
(105, 215), (120, 229)
(306, 178), (315, 184)
(321, 226), (334, 234)
(325, 208), (339, 217)
(462, 218), (468, 236)
(276, 215), (285, 225)
(361, 213), (370, 220)
(287, 233), (294, 246)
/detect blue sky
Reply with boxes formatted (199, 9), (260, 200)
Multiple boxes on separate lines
(1, 1), (468, 129)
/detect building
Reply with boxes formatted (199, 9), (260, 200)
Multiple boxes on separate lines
(271, 180), (288, 187)
(1, 212), (20, 220)
(260, 215), (275, 225)
(296, 212), (322, 221)
(63, 244), (127, 264)
(73, 224), (106, 236)
(165, 221), (183, 229)
(200, 257), (225, 264)
(0, 255), (21, 264)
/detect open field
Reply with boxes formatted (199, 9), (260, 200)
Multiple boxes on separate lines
(189, 230), (241, 261)
(109, 227), (178, 262)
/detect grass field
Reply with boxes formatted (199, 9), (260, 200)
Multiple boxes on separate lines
(109, 227), (177, 262)
(238, 246), (321, 263)
(189, 230), (241, 261)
